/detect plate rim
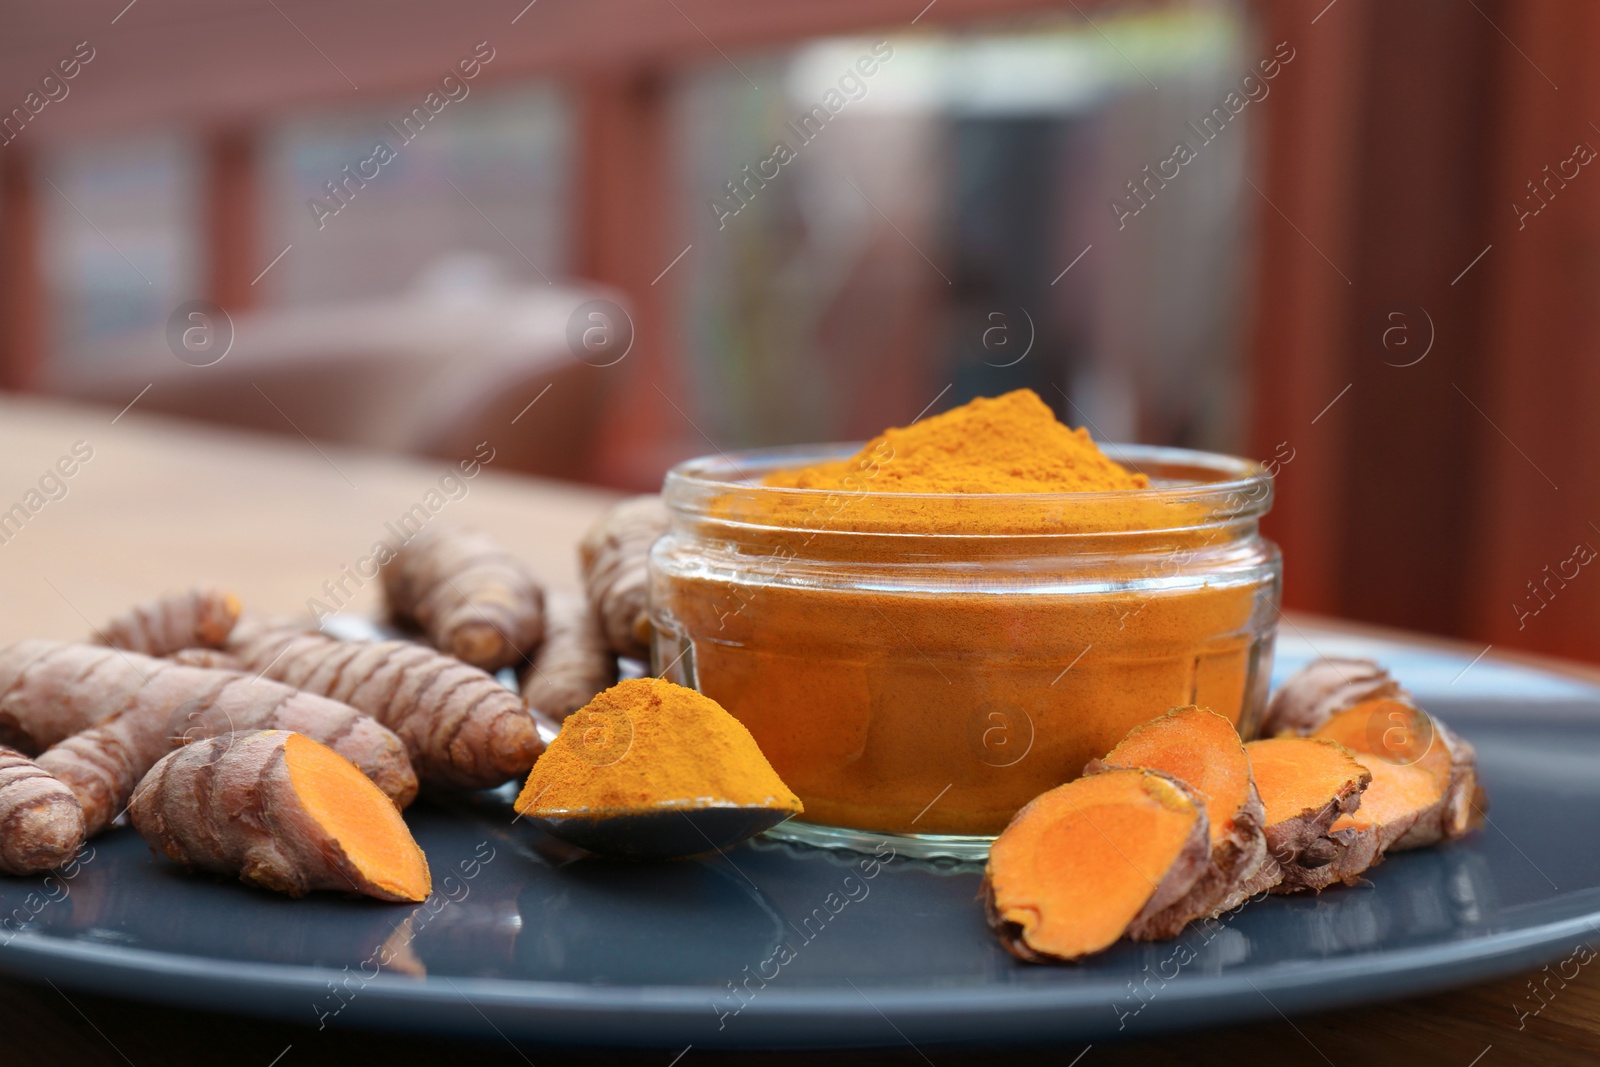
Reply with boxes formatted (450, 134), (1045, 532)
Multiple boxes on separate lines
(2, 891), (1598, 1047)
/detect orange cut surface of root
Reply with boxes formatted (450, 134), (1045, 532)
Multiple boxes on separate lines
(1246, 736), (1377, 891)
(1330, 758), (1439, 834)
(983, 769), (1207, 962)
(1309, 697), (1480, 850)
(1317, 700), (1447, 841)
(1249, 736), (1369, 826)
(1260, 657), (1484, 851)
(285, 734), (431, 902)
(1090, 705), (1274, 927)
(1312, 698), (1445, 777)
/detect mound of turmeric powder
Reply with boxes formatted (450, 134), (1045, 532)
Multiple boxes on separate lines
(765, 389), (1149, 495)
(514, 678), (802, 816)
(738, 388), (1209, 538)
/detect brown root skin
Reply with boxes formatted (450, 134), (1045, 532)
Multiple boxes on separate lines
(4, 642), (415, 837)
(1261, 657), (1404, 737)
(0, 639), (138, 754)
(1086, 705), (1276, 936)
(579, 495), (669, 660)
(0, 747), (85, 875)
(166, 648), (245, 671)
(39, 712), (172, 838)
(1246, 737), (1378, 893)
(230, 627), (541, 789)
(187, 674), (417, 809)
(521, 592), (617, 722)
(1424, 717), (1485, 844)
(93, 589), (242, 658)
(382, 527), (545, 672)
(982, 769), (1210, 963)
(130, 731), (431, 901)
(1271, 824), (1382, 893)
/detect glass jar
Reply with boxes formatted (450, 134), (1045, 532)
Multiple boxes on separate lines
(649, 443), (1281, 860)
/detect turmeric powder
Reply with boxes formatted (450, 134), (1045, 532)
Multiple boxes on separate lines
(514, 678), (801, 817)
(653, 389), (1276, 840)
(767, 390), (1149, 495)
(739, 390), (1198, 537)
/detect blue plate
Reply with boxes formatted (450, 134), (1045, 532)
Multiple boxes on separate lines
(0, 626), (1596, 1049)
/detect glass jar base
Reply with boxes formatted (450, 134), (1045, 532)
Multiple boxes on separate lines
(764, 818), (994, 862)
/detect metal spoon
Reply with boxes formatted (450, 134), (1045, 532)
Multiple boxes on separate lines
(524, 803), (799, 861)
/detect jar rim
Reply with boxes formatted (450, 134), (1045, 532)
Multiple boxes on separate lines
(662, 442), (1272, 537)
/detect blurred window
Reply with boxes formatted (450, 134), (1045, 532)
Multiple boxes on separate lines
(260, 83), (571, 306)
(42, 132), (198, 376)
(40, 82), (571, 376)
(673, 3), (1255, 453)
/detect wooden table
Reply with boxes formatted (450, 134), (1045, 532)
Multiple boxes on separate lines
(0, 398), (1595, 1066)
(0, 395), (615, 639)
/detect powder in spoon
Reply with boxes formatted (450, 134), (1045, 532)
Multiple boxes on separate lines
(514, 678), (803, 815)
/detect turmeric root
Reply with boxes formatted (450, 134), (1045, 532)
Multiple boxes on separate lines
(1311, 698), (1481, 851)
(130, 731), (431, 901)
(229, 626), (542, 789)
(167, 648), (244, 671)
(0, 641), (416, 835)
(0, 747), (85, 875)
(579, 495), (669, 660)
(983, 768), (1210, 962)
(1087, 706), (1273, 933)
(1246, 737), (1378, 892)
(521, 593), (617, 721)
(1264, 656), (1481, 852)
(0, 639), (134, 752)
(382, 527), (545, 672)
(1261, 656), (1403, 736)
(93, 588), (242, 657)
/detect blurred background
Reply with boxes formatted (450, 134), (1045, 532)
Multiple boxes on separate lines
(0, 0), (1595, 664)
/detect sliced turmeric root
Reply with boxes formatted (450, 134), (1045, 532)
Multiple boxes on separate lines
(983, 768), (1209, 962)
(1327, 757), (1443, 851)
(1266, 656), (1482, 852)
(1088, 706), (1274, 934)
(1312, 697), (1481, 850)
(130, 731), (431, 901)
(1246, 737), (1378, 892)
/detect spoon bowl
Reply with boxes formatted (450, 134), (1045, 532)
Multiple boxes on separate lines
(527, 804), (797, 860)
